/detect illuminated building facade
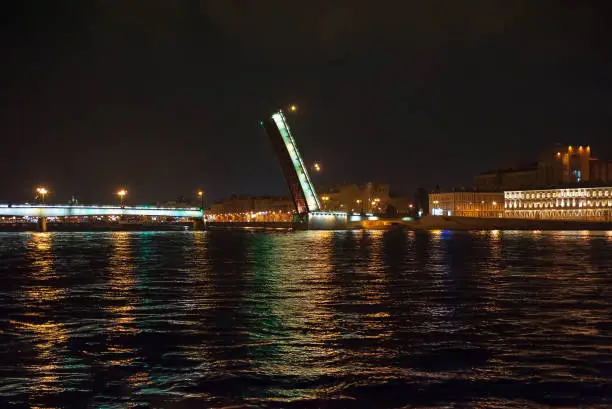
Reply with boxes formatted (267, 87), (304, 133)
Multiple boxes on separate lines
(476, 145), (601, 191)
(210, 195), (294, 214)
(428, 191), (504, 218)
(504, 186), (612, 221)
(319, 183), (393, 213)
(540, 145), (591, 184)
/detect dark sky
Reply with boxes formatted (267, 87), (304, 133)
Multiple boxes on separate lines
(1, 1), (611, 204)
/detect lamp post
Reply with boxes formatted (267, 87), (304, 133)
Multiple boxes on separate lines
(117, 189), (127, 208)
(321, 195), (329, 210)
(35, 187), (49, 232)
(36, 187), (48, 204)
(356, 199), (362, 214)
(198, 190), (204, 210)
(198, 190), (207, 230)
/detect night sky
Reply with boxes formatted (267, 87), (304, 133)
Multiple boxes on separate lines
(1, 1), (611, 204)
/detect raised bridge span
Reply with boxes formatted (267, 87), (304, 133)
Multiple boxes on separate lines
(261, 109), (347, 229)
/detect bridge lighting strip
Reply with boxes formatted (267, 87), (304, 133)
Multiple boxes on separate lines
(0, 205), (202, 218)
(272, 111), (321, 212)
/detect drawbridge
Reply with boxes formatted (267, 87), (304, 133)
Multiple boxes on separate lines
(261, 110), (346, 229)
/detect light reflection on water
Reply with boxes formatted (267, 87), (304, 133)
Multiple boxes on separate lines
(0, 230), (611, 408)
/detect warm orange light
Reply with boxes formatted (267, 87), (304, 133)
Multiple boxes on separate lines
(117, 189), (127, 197)
(289, 105), (297, 112)
(36, 187), (48, 195)
(556, 152), (561, 157)
(313, 162), (321, 172)
(198, 191), (203, 197)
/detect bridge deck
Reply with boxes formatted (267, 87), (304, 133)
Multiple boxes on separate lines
(0, 205), (202, 218)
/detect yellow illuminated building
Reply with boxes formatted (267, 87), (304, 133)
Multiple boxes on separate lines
(504, 186), (612, 221)
(476, 145), (603, 191)
(429, 191), (504, 218)
(208, 195), (295, 222)
(319, 183), (392, 213)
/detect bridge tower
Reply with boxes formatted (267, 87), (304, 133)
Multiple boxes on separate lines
(262, 110), (321, 218)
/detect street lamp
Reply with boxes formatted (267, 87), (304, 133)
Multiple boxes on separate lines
(36, 187), (48, 204)
(198, 190), (204, 210)
(356, 199), (362, 213)
(117, 189), (127, 208)
(289, 104), (297, 112)
(321, 195), (329, 210)
(313, 162), (321, 172)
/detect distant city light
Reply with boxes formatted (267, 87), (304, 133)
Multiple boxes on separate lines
(313, 162), (321, 172)
(289, 105), (297, 112)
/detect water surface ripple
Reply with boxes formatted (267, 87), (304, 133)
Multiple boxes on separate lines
(1, 230), (611, 408)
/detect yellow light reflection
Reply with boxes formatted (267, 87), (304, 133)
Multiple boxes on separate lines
(102, 232), (140, 371)
(26, 233), (55, 279)
(18, 232), (70, 400)
(107, 232), (137, 336)
(12, 319), (68, 395)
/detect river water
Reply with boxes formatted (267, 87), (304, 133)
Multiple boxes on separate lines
(0, 230), (611, 408)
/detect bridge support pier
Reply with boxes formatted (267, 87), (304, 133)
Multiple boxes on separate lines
(38, 217), (47, 232)
(192, 218), (206, 230)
